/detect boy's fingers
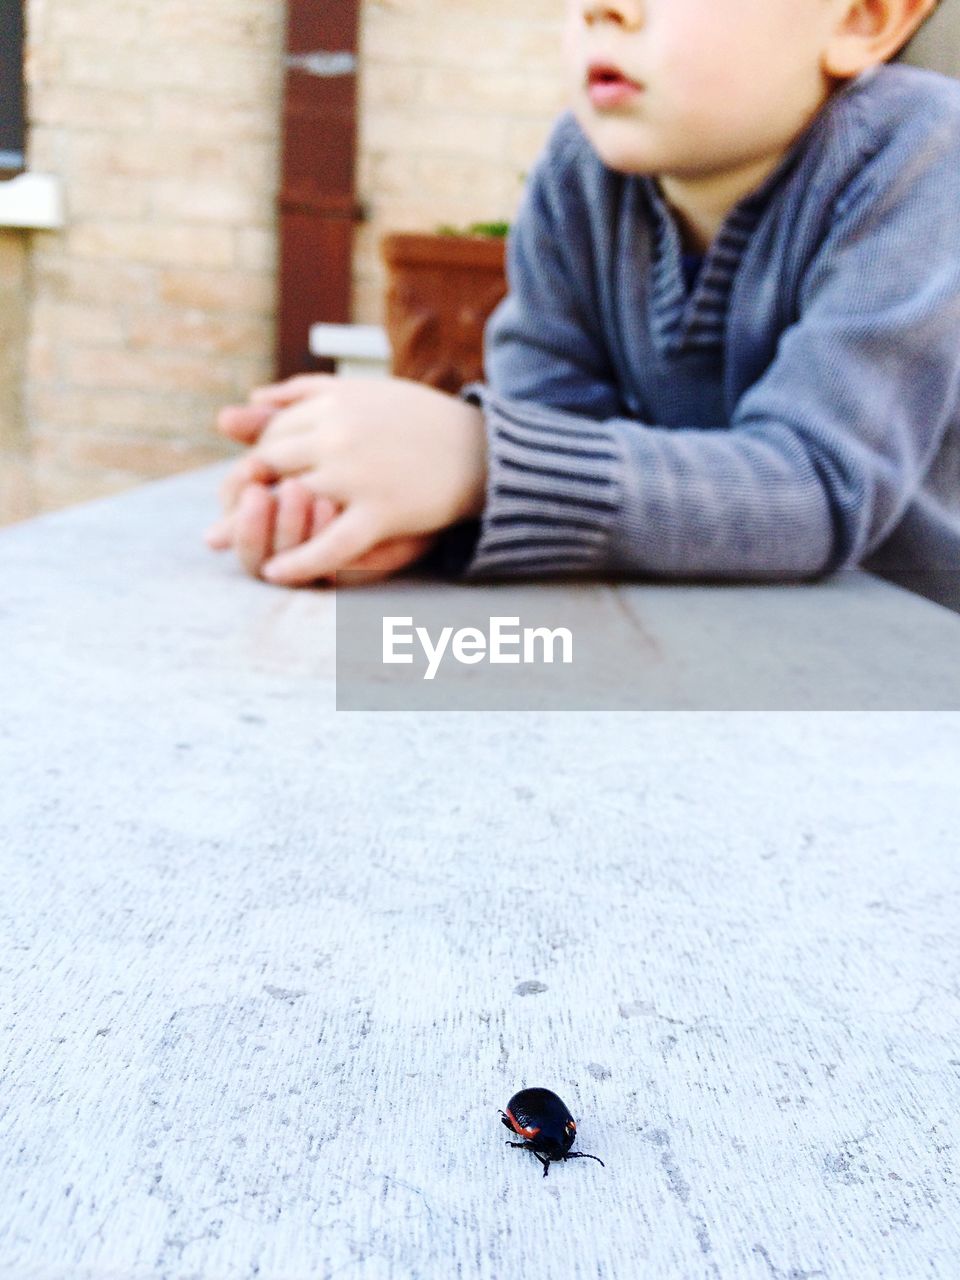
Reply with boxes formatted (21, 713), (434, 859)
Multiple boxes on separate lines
(246, 432), (332, 490)
(215, 403), (275, 444)
(249, 374), (334, 407)
(273, 478), (315, 554)
(310, 494), (339, 534)
(262, 503), (378, 586)
(221, 428), (323, 510)
(204, 513), (235, 549)
(208, 479), (337, 555)
(344, 534), (438, 580)
(221, 404), (346, 512)
(220, 454), (279, 513)
(234, 484), (277, 577)
(257, 395), (332, 444)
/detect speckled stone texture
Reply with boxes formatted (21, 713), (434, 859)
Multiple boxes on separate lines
(1, 468), (958, 1279)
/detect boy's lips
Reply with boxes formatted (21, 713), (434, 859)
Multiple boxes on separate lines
(585, 61), (644, 109)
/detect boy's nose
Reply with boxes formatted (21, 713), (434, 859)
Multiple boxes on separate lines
(580, 0), (644, 29)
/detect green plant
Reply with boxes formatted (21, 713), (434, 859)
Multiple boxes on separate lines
(435, 220), (510, 238)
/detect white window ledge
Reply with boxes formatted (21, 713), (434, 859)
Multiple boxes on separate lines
(309, 322), (391, 377)
(0, 173), (64, 231)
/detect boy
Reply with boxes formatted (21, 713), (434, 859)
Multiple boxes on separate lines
(206, 0), (960, 606)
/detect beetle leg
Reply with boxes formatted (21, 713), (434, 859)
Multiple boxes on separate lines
(564, 1151), (605, 1168)
(536, 1154), (550, 1177)
(499, 1111), (513, 1132)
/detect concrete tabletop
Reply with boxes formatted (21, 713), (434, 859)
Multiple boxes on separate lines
(1, 466), (959, 1280)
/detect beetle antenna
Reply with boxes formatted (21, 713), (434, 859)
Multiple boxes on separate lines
(565, 1151), (605, 1168)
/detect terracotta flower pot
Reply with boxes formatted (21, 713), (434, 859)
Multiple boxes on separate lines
(381, 232), (508, 394)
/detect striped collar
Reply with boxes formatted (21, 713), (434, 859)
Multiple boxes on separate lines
(642, 175), (769, 355)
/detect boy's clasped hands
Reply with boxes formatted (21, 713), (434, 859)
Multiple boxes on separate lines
(205, 374), (487, 585)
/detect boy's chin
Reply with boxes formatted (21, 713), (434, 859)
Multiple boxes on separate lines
(572, 109), (661, 176)
(582, 136), (657, 177)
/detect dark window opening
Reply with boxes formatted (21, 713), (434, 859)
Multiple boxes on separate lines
(1, 0), (26, 179)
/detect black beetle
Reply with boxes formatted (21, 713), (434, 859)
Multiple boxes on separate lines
(499, 1087), (605, 1177)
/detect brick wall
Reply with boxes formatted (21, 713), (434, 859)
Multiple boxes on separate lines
(7, 0), (285, 524)
(0, 232), (34, 522)
(4, 0), (567, 525)
(353, 0), (567, 324)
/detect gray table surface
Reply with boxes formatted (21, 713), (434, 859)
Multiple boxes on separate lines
(1, 467), (959, 1280)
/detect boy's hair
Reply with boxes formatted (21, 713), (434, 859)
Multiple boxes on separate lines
(893, 0), (945, 60)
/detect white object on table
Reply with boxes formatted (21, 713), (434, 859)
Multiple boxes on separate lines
(309, 322), (391, 377)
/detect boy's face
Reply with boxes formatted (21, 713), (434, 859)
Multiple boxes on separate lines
(563, 0), (840, 181)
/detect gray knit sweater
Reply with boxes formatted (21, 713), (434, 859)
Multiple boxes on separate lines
(434, 64), (960, 598)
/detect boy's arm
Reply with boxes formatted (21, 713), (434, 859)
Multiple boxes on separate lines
(438, 109), (960, 581)
(427, 116), (629, 575)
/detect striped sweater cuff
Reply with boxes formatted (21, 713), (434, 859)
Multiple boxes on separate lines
(439, 383), (624, 579)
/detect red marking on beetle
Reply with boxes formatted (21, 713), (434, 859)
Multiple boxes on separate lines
(506, 1107), (541, 1140)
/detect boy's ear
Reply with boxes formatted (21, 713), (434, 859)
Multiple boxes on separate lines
(823, 0), (938, 77)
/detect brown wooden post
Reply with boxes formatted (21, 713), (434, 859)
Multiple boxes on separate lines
(277, 0), (362, 378)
